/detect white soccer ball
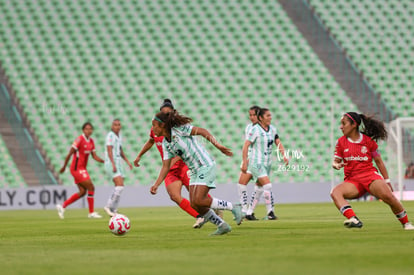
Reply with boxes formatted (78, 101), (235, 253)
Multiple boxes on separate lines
(108, 214), (131, 236)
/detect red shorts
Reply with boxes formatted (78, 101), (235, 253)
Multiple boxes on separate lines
(344, 171), (384, 197)
(70, 168), (91, 184)
(165, 165), (190, 187)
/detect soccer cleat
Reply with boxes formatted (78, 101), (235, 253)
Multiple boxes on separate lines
(245, 213), (259, 221)
(343, 217), (363, 228)
(104, 206), (115, 217)
(56, 204), (65, 219)
(210, 222), (232, 236)
(403, 222), (414, 230)
(231, 203), (243, 225)
(267, 211), (278, 220)
(193, 216), (206, 229)
(88, 212), (102, 219)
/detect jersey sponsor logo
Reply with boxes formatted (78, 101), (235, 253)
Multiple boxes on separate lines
(155, 142), (162, 147)
(361, 146), (367, 154)
(84, 150), (91, 154)
(267, 140), (273, 147)
(344, 155), (369, 161)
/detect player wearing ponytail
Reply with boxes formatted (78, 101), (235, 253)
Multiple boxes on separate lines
(150, 110), (243, 235)
(133, 99), (207, 229)
(331, 112), (414, 230)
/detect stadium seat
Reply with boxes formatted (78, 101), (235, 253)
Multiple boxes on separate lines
(308, 0), (414, 118)
(0, 0), (363, 185)
(0, 135), (26, 187)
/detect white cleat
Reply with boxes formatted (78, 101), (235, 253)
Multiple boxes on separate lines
(403, 222), (414, 230)
(104, 206), (115, 217)
(56, 204), (65, 219)
(343, 217), (363, 228)
(193, 216), (206, 229)
(88, 212), (102, 219)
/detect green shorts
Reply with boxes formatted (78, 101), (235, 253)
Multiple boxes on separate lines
(248, 163), (271, 179)
(104, 159), (125, 179)
(189, 163), (216, 189)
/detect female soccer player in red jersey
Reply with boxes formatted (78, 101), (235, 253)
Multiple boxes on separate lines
(56, 122), (105, 219)
(133, 99), (205, 228)
(331, 112), (414, 230)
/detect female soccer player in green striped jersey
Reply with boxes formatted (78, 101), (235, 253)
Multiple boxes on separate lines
(150, 111), (242, 235)
(241, 108), (288, 220)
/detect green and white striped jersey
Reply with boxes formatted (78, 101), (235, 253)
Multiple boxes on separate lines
(245, 123), (256, 158)
(246, 124), (277, 166)
(162, 124), (215, 171)
(105, 131), (122, 161)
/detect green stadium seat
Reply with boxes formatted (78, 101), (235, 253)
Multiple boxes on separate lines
(0, 0), (369, 185)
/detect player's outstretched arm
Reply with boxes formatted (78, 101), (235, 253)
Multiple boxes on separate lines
(60, 147), (76, 173)
(190, 126), (233, 157)
(91, 151), (104, 163)
(275, 138), (289, 165)
(134, 138), (155, 167)
(151, 158), (172, 195)
(374, 155), (393, 191)
(241, 140), (251, 173)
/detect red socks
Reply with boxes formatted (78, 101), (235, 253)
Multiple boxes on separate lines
(340, 205), (356, 219)
(179, 198), (199, 218)
(87, 191), (95, 213)
(395, 210), (409, 225)
(62, 193), (81, 208)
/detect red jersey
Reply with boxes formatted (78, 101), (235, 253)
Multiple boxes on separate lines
(70, 134), (96, 171)
(149, 127), (183, 170)
(334, 133), (380, 178)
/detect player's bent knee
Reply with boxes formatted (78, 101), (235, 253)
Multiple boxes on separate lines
(169, 193), (182, 204)
(381, 193), (398, 204)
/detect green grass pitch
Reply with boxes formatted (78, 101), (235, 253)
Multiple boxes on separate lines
(1, 201), (414, 275)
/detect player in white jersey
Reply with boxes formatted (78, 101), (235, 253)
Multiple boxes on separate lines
(237, 106), (263, 218)
(241, 108), (288, 220)
(103, 119), (133, 216)
(150, 111), (242, 235)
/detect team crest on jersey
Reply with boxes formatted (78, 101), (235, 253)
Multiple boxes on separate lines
(361, 146), (367, 154)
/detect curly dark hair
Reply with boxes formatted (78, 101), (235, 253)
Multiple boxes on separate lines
(154, 110), (193, 133)
(345, 112), (387, 141)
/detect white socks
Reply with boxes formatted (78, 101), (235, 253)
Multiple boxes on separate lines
(203, 209), (224, 226)
(210, 197), (233, 210)
(237, 184), (248, 213)
(247, 185), (264, 215)
(263, 183), (274, 214)
(106, 186), (124, 211)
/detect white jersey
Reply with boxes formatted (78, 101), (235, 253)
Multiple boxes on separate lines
(245, 123), (255, 159)
(162, 124), (215, 171)
(246, 124), (277, 166)
(105, 131), (122, 161)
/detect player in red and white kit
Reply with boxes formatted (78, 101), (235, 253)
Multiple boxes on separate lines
(134, 99), (205, 228)
(331, 112), (414, 230)
(56, 122), (105, 219)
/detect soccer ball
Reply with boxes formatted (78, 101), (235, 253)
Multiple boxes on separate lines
(108, 214), (131, 236)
